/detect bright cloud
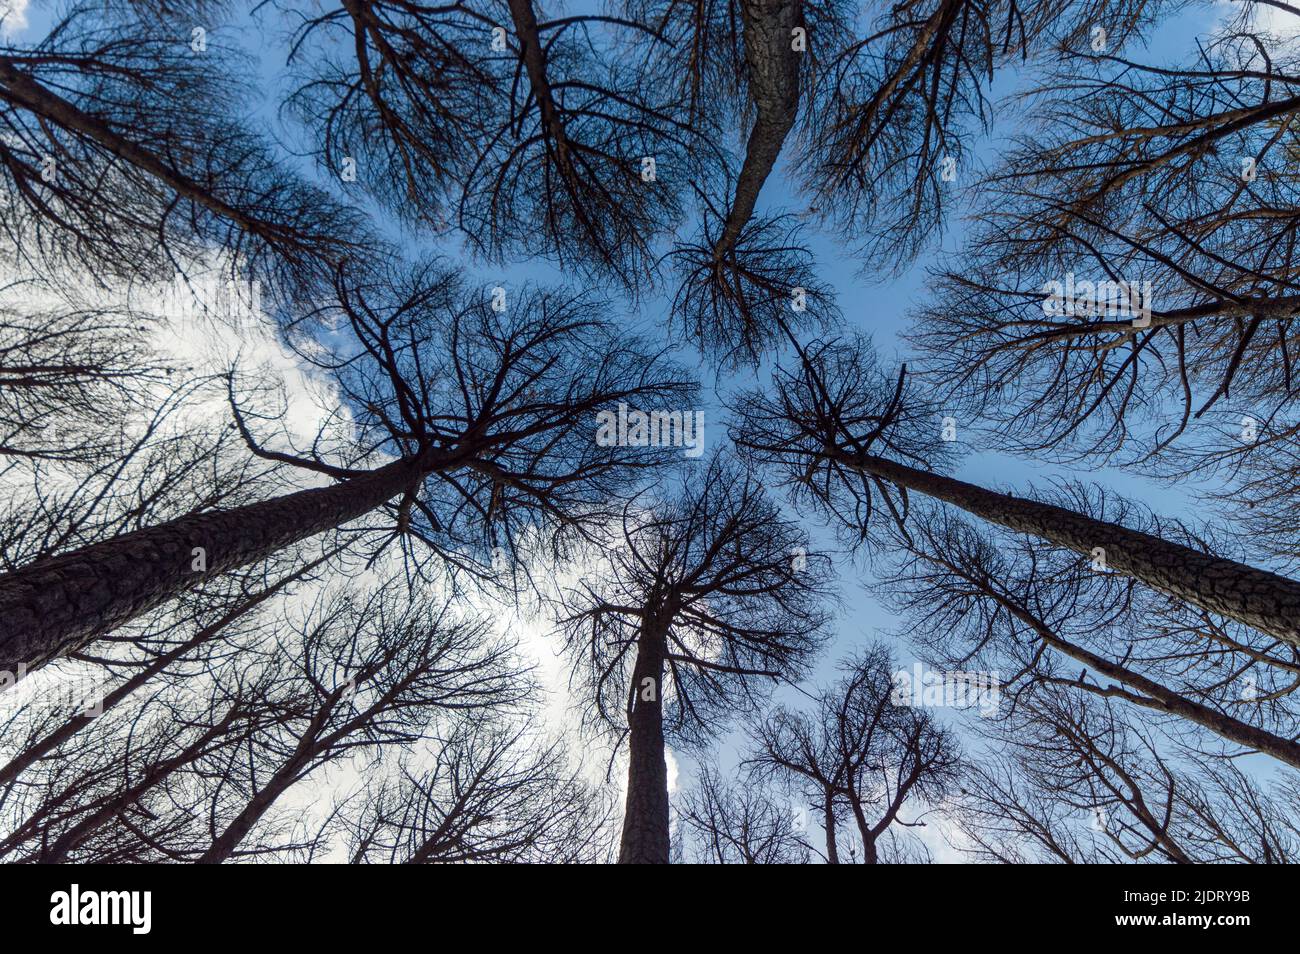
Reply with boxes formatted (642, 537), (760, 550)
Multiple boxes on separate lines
(0, 1), (28, 37)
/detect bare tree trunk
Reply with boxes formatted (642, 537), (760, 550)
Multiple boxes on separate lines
(0, 56), (328, 263)
(836, 448), (1300, 646)
(844, 784), (879, 864)
(861, 836), (879, 864)
(1001, 590), (1300, 769)
(195, 756), (307, 865)
(0, 458), (420, 674)
(618, 622), (670, 864)
(714, 0), (801, 258)
(0, 554), (330, 786)
(505, 0), (590, 215)
(818, 0), (963, 197)
(197, 684), (356, 864)
(822, 792), (840, 864)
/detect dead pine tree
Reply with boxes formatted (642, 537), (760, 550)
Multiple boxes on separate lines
(0, 3), (366, 292)
(676, 764), (811, 863)
(346, 717), (615, 864)
(907, 9), (1300, 562)
(192, 579), (527, 864)
(798, 0), (1177, 268)
(0, 262), (694, 674)
(0, 661), (291, 863)
(668, 0), (838, 367)
(730, 335), (1300, 646)
(283, 0), (499, 237)
(748, 645), (960, 863)
(452, 0), (697, 291)
(0, 545), (341, 791)
(880, 505), (1300, 771)
(557, 453), (834, 863)
(956, 687), (1300, 864)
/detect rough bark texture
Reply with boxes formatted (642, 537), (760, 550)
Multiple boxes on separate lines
(713, 0), (801, 257)
(0, 558), (324, 787)
(617, 622), (670, 864)
(841, 449), (1300, 646)
(0, 458), (420, 674)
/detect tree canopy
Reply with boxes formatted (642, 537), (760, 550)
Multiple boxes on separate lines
(0, 0), (1297, 868)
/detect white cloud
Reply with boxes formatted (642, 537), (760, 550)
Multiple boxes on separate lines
(0, 1), (28, 37)
(1218, 0), (1300, 39)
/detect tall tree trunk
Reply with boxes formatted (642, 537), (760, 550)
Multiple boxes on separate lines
(822, 791), (840, 864)
(861, 835), (879, 864)
(195, 757), (307, 865)
(0, 458), (421, 674)
(985, 579), (1300, 770)
(836, 448), (1300, 646)
(504, 0), (604, 248)
(0, 553), (331, 786)
(844, 783), (879, 864)
(197, 686), (357, 864)
(714, 0), (801, 258)
(618, 622), (670, 864)
(505, 0), (572, 173)
(0, 56), (335, 264)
